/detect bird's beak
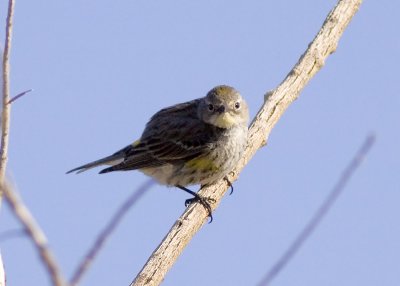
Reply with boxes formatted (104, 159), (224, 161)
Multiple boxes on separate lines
(216, 105), (225, 114)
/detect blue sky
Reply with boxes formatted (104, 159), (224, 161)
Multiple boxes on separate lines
(1, 1), (399, 285)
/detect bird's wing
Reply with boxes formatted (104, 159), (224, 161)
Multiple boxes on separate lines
(100, 99), (219, 173)
(67, 98), (220, 174)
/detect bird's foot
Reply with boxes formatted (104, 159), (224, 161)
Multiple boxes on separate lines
(185, 194), (215, 223)
(176, 185), (215, 223)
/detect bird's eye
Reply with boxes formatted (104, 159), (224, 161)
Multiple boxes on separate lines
(208, 104), (214, 111)
(234, 102), (241, 109)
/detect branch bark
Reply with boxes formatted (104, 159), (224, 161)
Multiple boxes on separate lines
(130, 0), (362, 285)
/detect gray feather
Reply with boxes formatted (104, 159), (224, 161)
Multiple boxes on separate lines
(66, 154), (124, 174)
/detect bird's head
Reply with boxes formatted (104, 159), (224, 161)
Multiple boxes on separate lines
(199, 85), (249, 129)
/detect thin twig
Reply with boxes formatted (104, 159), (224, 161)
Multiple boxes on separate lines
(0, 1), (17, 285)
(257, 134), (375, 286)
(0, 0), (15, 184)
(70, 179), (154, 286)
(0, 2), (64, 285)
(130, 0), (363, 285)
(7, 88), (32, 104)
(1, 182), (67, 286)
(0, 251), (4, 286)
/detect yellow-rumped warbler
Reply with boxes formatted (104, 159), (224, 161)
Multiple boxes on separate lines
(67, 85), (249, 220)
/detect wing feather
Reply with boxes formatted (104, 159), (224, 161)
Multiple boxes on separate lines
(98, 98), (223, 173)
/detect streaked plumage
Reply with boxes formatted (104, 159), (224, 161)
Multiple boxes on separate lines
(67, 85), (249, 218)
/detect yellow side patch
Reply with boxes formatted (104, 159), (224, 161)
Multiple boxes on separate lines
(186, 157), (219, 172)
(132, 139), (141, 147)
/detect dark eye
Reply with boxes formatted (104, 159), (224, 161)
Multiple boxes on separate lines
(234, 102), (241, 109)
(208, 104), (214, 111)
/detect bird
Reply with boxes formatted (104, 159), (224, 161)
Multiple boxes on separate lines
(67, 85), (249, 221)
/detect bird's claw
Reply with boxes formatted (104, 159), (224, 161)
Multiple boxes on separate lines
(185, 196), (215, 223)
(224, 176), (234, 195)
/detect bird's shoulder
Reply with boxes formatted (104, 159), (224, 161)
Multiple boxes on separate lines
(142, 98), (206, 137)
(136, 98), (224, 155)
(150, 98), (201, 121)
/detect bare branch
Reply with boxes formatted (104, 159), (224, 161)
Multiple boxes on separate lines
(0, 0), (15, 185)
(0, 2), (64, 284)
(257, 134), (375, 286)
(1, 182), (67, 286)
(130, 0), (363, 285)
(70, 179), (154, 286)
(0, 251), (4, 286)
(0, 1), (17, 285)
(7, 89), (33, 104)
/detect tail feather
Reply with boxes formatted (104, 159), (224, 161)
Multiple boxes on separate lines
(98, 166), (116, 174)
(66, 155), (124, 174)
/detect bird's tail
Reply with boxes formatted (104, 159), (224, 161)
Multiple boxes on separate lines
(66, 154), (125, 174)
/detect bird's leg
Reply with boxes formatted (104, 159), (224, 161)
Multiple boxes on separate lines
(176, 185), (214, 223)
(224, 176), (234, 195)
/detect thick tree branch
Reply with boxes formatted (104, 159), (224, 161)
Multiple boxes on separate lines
(130, 0), (362, 285)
